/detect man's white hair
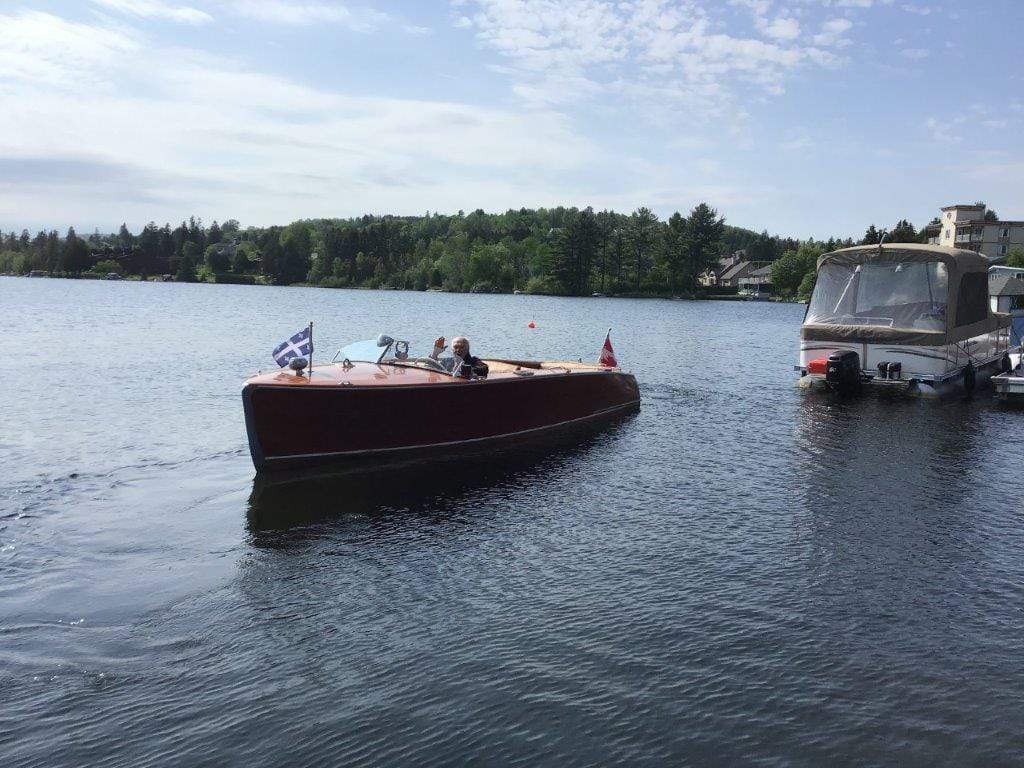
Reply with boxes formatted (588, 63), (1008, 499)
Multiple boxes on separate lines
(452, 336), (469, 347)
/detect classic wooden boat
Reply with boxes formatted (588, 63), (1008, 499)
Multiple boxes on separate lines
(242, 335), (640, 472)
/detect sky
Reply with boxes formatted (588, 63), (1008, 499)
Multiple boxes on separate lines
(0, 0), (1021, 238)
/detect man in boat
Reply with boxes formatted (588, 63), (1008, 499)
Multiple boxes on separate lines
(430, 336), (489, 378)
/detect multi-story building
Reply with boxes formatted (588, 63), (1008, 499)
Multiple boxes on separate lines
(937, 204), (1024, 259)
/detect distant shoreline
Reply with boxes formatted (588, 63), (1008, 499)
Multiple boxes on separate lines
(0, 271), (804, 303)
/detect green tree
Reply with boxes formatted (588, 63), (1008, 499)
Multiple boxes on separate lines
(550, 208), (600, 295)
(176, 241), (200, 282)
(91, 259), (123, 275)
(220, 219), (240, 238)
(661, 212), (686, 295)
(232, 242), (257, 273)
(889, 219), (917, 243)
(771, 243), (821, 296)
(1005, 247), (1024, 269)
(275, 223), (312, 284)
(862, 224), (881, 245)
(118, 223), (133, 250)
(204, 244), (230, 273)
(627, 207), (658, 292)
(681, 203), (725, 291)
(797, 270), (817, 300)
(61, 227), (90, 274)
(467, 242), (507, 291)
(745, 230), (778, 261)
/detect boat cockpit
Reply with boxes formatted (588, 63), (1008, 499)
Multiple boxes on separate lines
(333, 334), (467, 376)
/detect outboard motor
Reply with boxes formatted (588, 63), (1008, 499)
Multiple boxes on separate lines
(826, 350), (862, 394)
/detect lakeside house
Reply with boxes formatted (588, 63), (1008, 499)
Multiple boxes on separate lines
(700, 250), (772, 290)
(737, 264), (774, 295)
(938, 203), (1024, 259)
(990, 269), (1024, 313)
(207, 239), (239, 257)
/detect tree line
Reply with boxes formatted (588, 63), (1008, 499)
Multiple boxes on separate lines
(0, 206), (949, 298)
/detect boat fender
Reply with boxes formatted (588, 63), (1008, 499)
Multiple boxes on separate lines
(963, 362), (976, 396)
(1000, 354), (1012, 374)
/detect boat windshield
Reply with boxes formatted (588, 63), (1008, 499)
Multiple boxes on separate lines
(805, 260), (948, 330)
(335, 338), (390, 364)
(334, 336), (455, 374)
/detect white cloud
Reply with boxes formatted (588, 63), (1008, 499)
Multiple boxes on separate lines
(456, 0), (851, 120)
(228, 1), (388, 30)
(900, 3), (932, 15)
(900, 47), (929, 59)
(813, 18), (853, 46)
(0, 11), (140, 89)
(90, 0), (213, 24)
(763, 17), (801, 41)
(925, 116), (962, 143)
(0, 10), (602, 227)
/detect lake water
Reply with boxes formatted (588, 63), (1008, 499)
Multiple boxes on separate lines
(2, 276), (1023, 766)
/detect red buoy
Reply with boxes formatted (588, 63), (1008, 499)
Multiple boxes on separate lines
(527, 321), (536, 329)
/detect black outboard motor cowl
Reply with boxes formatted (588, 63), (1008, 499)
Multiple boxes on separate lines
(826, 350), (862, 394)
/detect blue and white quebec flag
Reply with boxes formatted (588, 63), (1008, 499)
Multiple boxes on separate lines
(272, 327), (312, 367)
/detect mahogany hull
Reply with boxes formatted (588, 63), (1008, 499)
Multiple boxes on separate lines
(243, 367), (639, 472)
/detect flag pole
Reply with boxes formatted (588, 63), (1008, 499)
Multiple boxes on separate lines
(308, 320), (313, 379)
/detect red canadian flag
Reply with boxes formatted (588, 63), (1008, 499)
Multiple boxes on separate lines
(599, 329), (618, 367)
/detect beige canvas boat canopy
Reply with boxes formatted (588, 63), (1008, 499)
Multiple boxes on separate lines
(801, 243), (1006, 346)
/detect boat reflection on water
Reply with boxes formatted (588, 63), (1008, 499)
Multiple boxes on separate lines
(246, 408), (638, 536)
(792, 394), (987, 583)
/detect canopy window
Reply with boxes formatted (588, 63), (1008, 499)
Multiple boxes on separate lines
(955, 272), (988, 327)
(805, 260), (948, 331)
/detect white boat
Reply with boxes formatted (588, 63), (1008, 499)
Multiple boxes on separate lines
(797, 243), (1013, 396)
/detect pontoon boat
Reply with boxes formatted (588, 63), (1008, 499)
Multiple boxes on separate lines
(797, 244), (1012, 396)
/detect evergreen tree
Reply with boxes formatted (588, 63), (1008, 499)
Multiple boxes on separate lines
(745, 230), (778, 262)
(138, 222), (161, 275)
(207, 220), (223, 245)
(204, 244), (230, 273)
(276, 223), (312, 284)
(118, 223), (133, 251)
(232, 242), (256, 274)
(662, 212), (686, 294)
(889, 219), (917, 243)
(176, 241), (200, 282)
(861, 224), (881, 245)
(681, 203), (725, 290)
(62, 227), (90, 274)
(628, 207), (658, 292)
